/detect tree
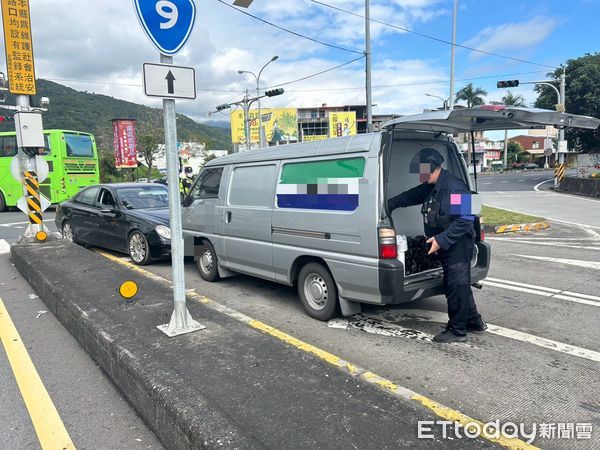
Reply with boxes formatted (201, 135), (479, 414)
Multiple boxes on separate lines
(456, 83), (488, 165)
(455, 83), (488, 108)
(507, 141), (525, 164)
(137, 126), (164, 178)
(534, 53), (600, 152)
(498, 91), (526, 167)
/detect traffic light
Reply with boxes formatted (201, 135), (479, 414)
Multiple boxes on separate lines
(0, 115), (14, 122)
(497, 80), (519, 89)
(216, 103), (231, 111)
(265, 88), (284, 97)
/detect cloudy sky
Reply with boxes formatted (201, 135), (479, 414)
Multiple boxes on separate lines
(6, 0), (599, 126)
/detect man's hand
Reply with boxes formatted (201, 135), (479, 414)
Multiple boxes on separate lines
(426, 237), (440, 255)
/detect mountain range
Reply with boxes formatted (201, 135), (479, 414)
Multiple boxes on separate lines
(0, 79), (232, 152)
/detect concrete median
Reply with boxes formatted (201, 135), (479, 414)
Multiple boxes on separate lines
(10, 240), (487, 449)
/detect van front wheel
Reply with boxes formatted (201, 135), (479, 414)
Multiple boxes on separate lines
(196, 241), (220, 282)
(298, 263), (339, 321)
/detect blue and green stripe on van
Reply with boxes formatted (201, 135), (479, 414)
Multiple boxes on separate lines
(276, 157), (365, 211)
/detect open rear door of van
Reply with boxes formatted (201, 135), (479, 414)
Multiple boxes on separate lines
(382, 105), (600, 133)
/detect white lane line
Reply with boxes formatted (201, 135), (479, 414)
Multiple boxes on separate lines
(0, 239), (10, 255)
(483, 279), (600, 308)
(534, 179), (553, 191)
(488, 277), (600, 302)
(500, 181), (510, 183)
(361, 309), (600, 363)
(486, 277), (561, 294)
(487, 237), (596, 241)
(518, 179), (525, 182)
(0, 221), (30, 227)
(513, 254), (600, 271)
(487, 239), (600, 251)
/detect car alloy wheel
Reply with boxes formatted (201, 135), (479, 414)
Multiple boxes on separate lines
(129, 231), (150, 265)
(62, 222), (74, 242)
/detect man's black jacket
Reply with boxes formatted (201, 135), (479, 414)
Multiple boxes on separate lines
(387, 169), (475, 250)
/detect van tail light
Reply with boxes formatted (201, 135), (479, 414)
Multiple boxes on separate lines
(379, 227), (397, 259)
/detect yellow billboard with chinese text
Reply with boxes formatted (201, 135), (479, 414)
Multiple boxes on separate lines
(231, 108), (298, 144)
(328, 111), (356, 138)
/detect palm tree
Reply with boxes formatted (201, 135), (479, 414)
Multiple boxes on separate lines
(499, 91), (526, 167)
(455, 83), (488, 108)
(456, 84), (488, 168)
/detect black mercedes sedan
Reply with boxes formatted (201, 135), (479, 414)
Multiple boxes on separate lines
(55, 183), (171, 265)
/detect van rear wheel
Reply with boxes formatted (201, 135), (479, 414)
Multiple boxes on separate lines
(196, 241), (220, 282)
(298, 263), (339, 321)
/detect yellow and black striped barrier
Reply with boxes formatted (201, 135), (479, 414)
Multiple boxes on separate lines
(24, 170), (43, 225)
(495, 222), (550, 234)
(554, 163), (566, 182)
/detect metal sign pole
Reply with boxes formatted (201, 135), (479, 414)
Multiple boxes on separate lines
(157, 54), (203, 337)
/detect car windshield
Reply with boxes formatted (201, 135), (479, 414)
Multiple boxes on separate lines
(116, 186), (169, 209)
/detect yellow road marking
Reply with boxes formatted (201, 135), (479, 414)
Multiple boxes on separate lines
(95, 249), (538, 450)
(0, 296), (75, 450)
(248, 319), (361, 375)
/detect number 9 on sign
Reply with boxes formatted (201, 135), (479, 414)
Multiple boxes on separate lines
(134, 0), (196, 55)
(156, 1), (178, 29)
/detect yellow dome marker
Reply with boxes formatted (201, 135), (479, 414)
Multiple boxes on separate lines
(119, 280), (138, 300)
(35, 231), (47, 242)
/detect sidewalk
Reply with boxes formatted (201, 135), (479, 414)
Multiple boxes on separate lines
(10, 240), (493, 449)
(481, 190), (600, 229)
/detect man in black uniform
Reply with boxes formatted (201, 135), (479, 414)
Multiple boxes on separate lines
(387, 148), (486, 343)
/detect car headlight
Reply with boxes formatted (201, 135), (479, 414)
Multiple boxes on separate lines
(155, 225), (171, 240)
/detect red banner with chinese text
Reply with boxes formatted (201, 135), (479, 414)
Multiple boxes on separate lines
(112, 119), (138, 169)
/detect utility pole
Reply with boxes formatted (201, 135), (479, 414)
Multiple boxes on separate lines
(365, 0), (373, 132)
(2, 0), (49, 240)
(558, 67), (566, 168)
(448, 0), (458, 110)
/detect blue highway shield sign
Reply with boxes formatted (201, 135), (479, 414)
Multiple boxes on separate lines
(134, 0), (196, 55)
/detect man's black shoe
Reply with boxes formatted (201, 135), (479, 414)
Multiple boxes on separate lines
(467, 318), (488, 332)
(432, 329), (467, 343)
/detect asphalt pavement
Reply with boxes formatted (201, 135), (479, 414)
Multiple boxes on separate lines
(479, 169), (600, 229)
(0, 252), (163, 449)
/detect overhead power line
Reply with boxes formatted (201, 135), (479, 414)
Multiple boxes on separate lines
(45, 77), (243, 93)
(263, 55), (365, 89)
(215, 0), (364, 55)
(283, 70), (547, 93)
(310, 0), (558, 69)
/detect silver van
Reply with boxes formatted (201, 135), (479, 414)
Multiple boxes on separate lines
(182, 106), (599, 320)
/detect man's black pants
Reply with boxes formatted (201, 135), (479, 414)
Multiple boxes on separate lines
(438, 236), (481, 336)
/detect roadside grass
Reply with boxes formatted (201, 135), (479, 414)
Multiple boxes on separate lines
(481, 205), (546, 226)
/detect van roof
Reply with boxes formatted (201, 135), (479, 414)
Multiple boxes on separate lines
(206, 133), (378, 167)
(383, 106), (600, 133)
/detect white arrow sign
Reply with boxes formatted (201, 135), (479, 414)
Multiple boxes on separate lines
(17, 193), (51, 215)
(143, 63), (196, 99)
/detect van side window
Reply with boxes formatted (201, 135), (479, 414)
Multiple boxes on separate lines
(229, 165), (277, 208)
(191, 168), (223, 199)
